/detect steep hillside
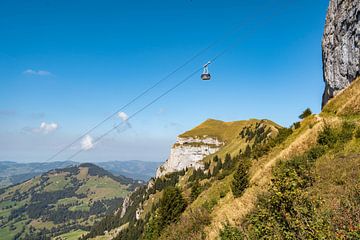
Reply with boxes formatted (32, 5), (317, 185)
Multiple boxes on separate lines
(83, 118), (282, 240)
(0, 163), (141, 240)
(156, 119), (280, 177)
(84, 78), (360, 240)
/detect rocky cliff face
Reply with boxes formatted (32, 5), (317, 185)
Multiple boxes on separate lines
(155, 136), (223, 178)
(322, 0), (360, 107)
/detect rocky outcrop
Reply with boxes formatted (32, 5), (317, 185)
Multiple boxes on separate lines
(322, 0), (360, 107)
(155, 137), (223, 178)
(120, 195), (131, 218)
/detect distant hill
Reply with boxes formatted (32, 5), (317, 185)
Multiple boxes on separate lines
(0, 161), (77, 188)
(0, 163), (142, 240)
(0, 160), (161, 188)
(97, 160), (162, 181)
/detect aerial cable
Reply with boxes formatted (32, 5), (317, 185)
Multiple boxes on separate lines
(46, 0), (295, 162)
(66, 67), (203, 161)
(66, 1), (297, 160)
(44, 15), (259, 163)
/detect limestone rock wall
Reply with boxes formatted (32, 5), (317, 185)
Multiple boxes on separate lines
(322, 0), (360, 107)
(155, 137), (223, 178)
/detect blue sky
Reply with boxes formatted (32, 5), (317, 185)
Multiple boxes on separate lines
(0, 0), (329, 162)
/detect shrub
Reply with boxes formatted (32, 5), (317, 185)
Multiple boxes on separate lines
(299, 108), (312, 119)
(318, 125), (338, 147)
(338, 122), (356, 142)
(220, 190), (227, 198)
(202, 198), (218, 212)
(355, 128), (360, 139)
(231, 158), (251, 198)
(220, 223), (244, 240)
(318, 123), (355, 148)
(158, 208), (211, 240)
(307, 145), (326, 161)
(292, 121), (301, 129)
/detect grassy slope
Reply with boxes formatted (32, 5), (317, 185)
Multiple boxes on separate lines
(0, 165), (131, 240)
(137, 119), (280, 220)
(203, 77), (360, 239)
(180, 118), (280, 143)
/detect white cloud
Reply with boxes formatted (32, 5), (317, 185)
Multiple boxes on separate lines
(81, 135), (94, 151)
(118, 112), (129, 122)
(23, 69), (52, 76)
(31, 122), (58, 134)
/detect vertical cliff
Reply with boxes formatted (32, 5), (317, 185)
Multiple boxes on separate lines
(322, 0), (360, 107)
(155, 136), (223, 178)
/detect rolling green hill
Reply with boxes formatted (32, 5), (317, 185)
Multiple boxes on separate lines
(0, 160), (161, 189)
(0, 163), (141, 240)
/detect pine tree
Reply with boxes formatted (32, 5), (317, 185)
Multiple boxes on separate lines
(244, 145), (252, 159)
(213, 159), (222, 176)
(158, 186), (187, 227)
(223, 153), (232, 170)
(231, 158), (251, 198)
(299, 108), (312, 119)
(190, 180), (202, 202)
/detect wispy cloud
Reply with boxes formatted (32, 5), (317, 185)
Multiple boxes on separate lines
(30, 112), (45, 119)
(118, 112), (129, 122)
(24, 122), (59, 134)
(0, 110), (16, 117)
(81, 135), (94, 151)
(23, 69), (53, 76)
(117, 111), (131, 132)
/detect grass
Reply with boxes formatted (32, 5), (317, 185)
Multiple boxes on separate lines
(0, 219), (28, 240)
(30, 218), (57, 229)
(76, 176), (128, 200)
(180, 118), (280, 143)
(322, 77), (360, 117)
(69, 202), (90, 212)
(310, 139), (360, 211)
(54, 229), (88, 240)
(56, 197), (79, 207)
(44, 173), (71, 192)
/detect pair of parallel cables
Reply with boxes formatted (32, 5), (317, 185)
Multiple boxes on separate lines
(46, 0), (295, 162)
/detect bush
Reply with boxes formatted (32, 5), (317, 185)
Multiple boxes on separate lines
(220, 223), (244, 240)
(159, 208), (211, 240)
(299, 108), (312, 119)
(231, 158), (251, 198)
(338, 122), (356, 142)
(292, 121), (301, 129)
(202, 198), (218, 212)
(318, 123), (355, 148)
(355, 128), (360, 139)
(307, 145), (326, 161)
(318, 125), (338, 147)
(220, 190), (227, 198)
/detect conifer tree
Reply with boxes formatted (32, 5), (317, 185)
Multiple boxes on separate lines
(231, 158), (251, 198)
(223, 153), (232, 170)
(190, 180), (202, 202)
(158, 186), (187, 227)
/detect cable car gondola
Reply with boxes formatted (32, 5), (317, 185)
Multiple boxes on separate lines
(201, 61), (211, 80)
